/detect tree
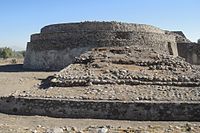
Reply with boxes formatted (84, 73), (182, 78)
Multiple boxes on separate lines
(0, 47), (13, 59)
(0, 47), (25, 59)
(19, 50), (26, 57)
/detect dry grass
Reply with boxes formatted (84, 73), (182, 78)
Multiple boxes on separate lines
(0, 58), (24, 65)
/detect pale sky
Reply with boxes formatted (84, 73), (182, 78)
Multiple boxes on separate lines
(0, 0), (199, 50)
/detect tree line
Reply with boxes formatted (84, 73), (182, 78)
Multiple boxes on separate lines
(0, 47), (25, 59)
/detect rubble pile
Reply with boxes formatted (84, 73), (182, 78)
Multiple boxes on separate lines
(50, 46), (200, 88)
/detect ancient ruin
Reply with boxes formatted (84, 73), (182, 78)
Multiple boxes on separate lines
(1, 21), (200, 121)
(23, 22), (179, 70)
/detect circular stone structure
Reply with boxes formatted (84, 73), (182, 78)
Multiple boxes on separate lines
(24, 21), (178, 70)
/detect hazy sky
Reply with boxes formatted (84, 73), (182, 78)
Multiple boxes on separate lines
(0, 0), (199, 50)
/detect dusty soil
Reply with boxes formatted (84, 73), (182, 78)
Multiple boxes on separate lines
(1, 59), (200, 133)
(1, 112), (200, 133)
(0, 59), (55, 96)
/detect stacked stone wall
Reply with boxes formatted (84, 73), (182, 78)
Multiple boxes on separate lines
(177, 43), (200, 65)
(24, 22), (178, 70)
(41, 22), (165, 33)
(0, 96), (200, 121)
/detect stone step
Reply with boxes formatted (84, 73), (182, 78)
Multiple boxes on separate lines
(31, 30), (174, 42)
(0, 96), (200, 121)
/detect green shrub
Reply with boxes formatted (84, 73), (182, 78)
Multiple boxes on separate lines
(0, 47), (25, 59)
(16, 50), (25, 58)
(0, 47), (13, 59)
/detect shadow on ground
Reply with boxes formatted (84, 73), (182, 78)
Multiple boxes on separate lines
(0, 64), (57, 89)
(0, 64), (59, 72)
(0, 64), (25, 72)
(38, 76), (55, 89)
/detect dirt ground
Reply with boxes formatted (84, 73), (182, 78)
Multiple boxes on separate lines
(1, 112), (200, 133)
(1, 59), (200, 133)
(0, 59), (55, 96)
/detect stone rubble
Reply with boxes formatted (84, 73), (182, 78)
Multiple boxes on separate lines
(50, 46), (200, 88)
(13, 46), (200, 102)
(1, 124), (200, 133)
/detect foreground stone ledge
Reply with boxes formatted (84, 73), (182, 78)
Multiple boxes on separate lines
(1, 96), (200, 121)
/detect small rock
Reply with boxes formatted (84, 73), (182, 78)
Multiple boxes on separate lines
(46, 127), (64, 133)
(31, 129), (38, 133)
(97, 127), (108, 133)
(71, 126), (78, 131)
(88, 125), (97, 128)
(37, 125), (42, 128)
(135, 97), (140, 100)
(65, 126), (72, 132)
(88, 82), (93, 86)
(174, 126), (181, 130)
(77, 131), (84, 133)
(185, 123), (193, 131)
(125, 46), (130, 49)
(51, 78), (57, 83)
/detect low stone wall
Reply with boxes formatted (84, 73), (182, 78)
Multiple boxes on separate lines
(0, 96), (200, 121)
(177, 43), (200, 65)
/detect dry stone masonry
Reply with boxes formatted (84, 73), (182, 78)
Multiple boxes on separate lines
(23, 22), (179, 70)
(50, 46), (200, 88)
(177, 43), (200, 64)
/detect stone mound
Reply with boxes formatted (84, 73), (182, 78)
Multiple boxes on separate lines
(50, 46), (199, 88)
